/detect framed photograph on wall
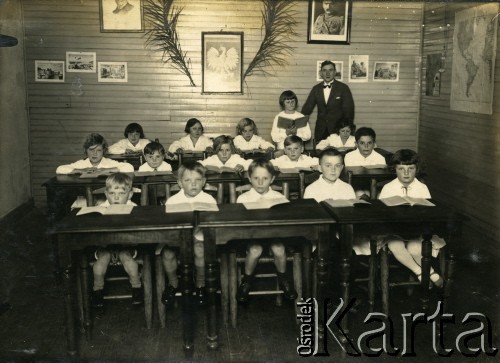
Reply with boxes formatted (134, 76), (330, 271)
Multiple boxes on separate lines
(317, 60), (343, 81)
(373, 61), (400, 82)
(100, 0), (144, 32)
(349, 55), (369, 82)
(66, 52), (96, 73)
(202, 32), (243, 94)
(98, 61), (128, 82)
(308, 0), (352, 44)
(35, 60), (65, 82)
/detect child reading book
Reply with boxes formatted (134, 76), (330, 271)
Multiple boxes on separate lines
(316, 118), (356, 151)
(108, 123), (151, 154)
(233, 118), (275, 152)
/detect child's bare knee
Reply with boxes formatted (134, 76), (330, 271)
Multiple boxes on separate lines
(407, 241), (422, 255)
(162, 248), (176, 261)
(96, 249), (111, 262)
(193, 242), (204, 258)
(247, 244), (263, 258)
(270, 243), (285, 257)
(118, 249), (134, 262)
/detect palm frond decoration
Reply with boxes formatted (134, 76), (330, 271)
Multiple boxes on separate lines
(244, 0), (299, 80)
(143, 0), (196, 86)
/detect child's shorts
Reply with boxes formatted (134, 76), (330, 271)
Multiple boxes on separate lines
(94, 247), (138, 264)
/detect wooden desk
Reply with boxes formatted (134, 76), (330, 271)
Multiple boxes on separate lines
(107, 153), (144, 170)
(345, 166), (395, 198)
(52, 206), (194, 356)
(197, 199), (335, 349)
(321, 200), (466, 331)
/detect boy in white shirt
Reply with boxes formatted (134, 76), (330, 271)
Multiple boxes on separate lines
(108, 122), (151, 154)
(200, 135), (252, 172)
(272, 135), (319, 170)
(161, 161), (217, 307)
(234, 118), (275, 152)
(138, 141), (172, 172)
(344, 127), (386, 167)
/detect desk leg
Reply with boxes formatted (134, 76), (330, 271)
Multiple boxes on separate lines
(316, 225), (330, 343)
(141, 184), (150, 206)
(340, 224), (353, 335)
(302, 237), (313, 299)
(420, 234), (432, 312)
(228, 183), (236, 204)
(79, 253), (92, 341)
(204, 228), (219, 350)
(179, 230), (194, 355)
(217, 183), (224, 204)
(62, 264), (77, 356)
(282, 182), (290, 199)
(370, 178), (377, 199)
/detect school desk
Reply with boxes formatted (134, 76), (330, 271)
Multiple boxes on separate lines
(345, 166), (395, 199)
(52, 206), (194, 356)
(197, 199), (335, 349)
(107, 152), (144, 170)
(321, 199), (466, 332)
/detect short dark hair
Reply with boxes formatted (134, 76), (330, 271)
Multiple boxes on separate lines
(279, 90), (298, 109)
(320, 60), (336, 71)
(212, 135), (236, 153)
(284, 135), (303, 147)
(354, 127), (376, 142)
(334, 118), (356, 134)
(143, 141), (165, 155)
(184, 118), (204, 133)
(236, 118), (258, 135)
(389, 149), (422, 171)
(177, 160), (206, 179)
(248, 158), (276, 177)
(124, 123), (145, 138)
(83, 133), (108, 154)
(318, 148), (343, 163)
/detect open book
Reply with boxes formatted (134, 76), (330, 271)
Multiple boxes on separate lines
(243, 198), (290, 210)
(380, 196), (435, 207)
(165, 202), (219, 213)
(324, 198), (371, 208)
(277, 115), (309, 129)
(204, 165), (239, 174)
(76, 204), (134, 216)
(78, 169), (115, 179)
(362, 164), (387, 170)
(277, 166), (315, 173)
(134, 170), (173, 177)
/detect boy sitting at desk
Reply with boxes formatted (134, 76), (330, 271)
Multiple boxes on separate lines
(56, 133), (134, 175)
(92, 173), (142, 307)
(344, 127), (386, 198)
(161, 160), (217, 307)
(200, 135), (252, 172)
(138, 141), (172, 172)
(303, 148), (355, 202)
(235, 158), (297, 303)
(272, 135), (319, 170)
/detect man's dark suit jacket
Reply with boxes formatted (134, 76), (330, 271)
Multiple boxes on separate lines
(301, 80), (355, 142)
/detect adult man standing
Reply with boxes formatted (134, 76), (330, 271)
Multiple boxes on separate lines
(301, 60), (355, 142)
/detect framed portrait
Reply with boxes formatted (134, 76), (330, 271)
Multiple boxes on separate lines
(425, 54), (443, 96)
(317, 60), (343, 81)
(308, 0), (352, 44)
(202, 32), (243, 94)
(98, 61), (128, 82)
(373, 61), (400, 82)
(66, 52), (96, 73)
(99, 0), (144, 32)
(349, 55), (369, 83)
(35, 60), (65, 82)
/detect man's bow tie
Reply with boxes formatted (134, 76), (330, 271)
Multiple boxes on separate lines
(323, 84), (332, 88)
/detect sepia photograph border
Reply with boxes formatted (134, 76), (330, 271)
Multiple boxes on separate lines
(317, 60), (343, 82)
(349, 55), (369, 83)
(98, 61), (128, 83)
(307, 0), (352, 44)
(99, 0), (144, 33)
(66, 51), (97, 73)
(373, 61), (400, 82)
(35, 60), (65, 83)
(201, 32), (243, 95)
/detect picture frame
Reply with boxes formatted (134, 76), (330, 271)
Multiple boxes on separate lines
(35, 60), (65, 82)
(307, 0), (352, 44)
(98, 61), (128, 82)
(99, 0), (144, 33)
(202, 32), (243, 94)
(349, 55), (369, 83)
(317, 60), (343, 82)
(66, 52), (96, 73)
(373, 61), (400, 82)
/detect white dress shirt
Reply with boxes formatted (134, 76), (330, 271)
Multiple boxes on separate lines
(56, 157), (134, 174)
(108, 139), (151, 154)
(344, 149), (386, 167)
(304, 176), (356, 202)
(233, 135), (274, 151)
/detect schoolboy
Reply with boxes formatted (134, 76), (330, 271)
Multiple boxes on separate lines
(200, 135), (252, 172)
(272, 135), (319, 170)
(344, 127), (386, 167)
(138, 141), (172, 172)
(161, 160), (217, 306)
(234, 118), (275, 152)
(92, 173), (142, 307)
(303, 148), (355, 202)
(236, 159), (297, 303)
(56, 133), (134, 174)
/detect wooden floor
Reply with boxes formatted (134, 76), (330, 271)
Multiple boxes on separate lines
(0, 208), (498, 362)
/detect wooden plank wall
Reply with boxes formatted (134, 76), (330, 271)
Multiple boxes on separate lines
(420, 3), (500, 245)
(23, 0), (424, 207)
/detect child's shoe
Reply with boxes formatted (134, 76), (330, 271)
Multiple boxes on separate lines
(131, 287), (143, 305)
(161, 284), (179, 308)
(92, 289), (104, 308)
(195, 287), (207, 306)
(279, 278), (298, 301)
(236, 276), (252, 303)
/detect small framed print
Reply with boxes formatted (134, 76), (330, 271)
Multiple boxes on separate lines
(317, 60), (343, 82)
(66, 52), (96, 73)
(35, 60), (65, 82)
(99, 0), (144, 32)
(308, 0), (352, 44)
(98, 61), (128, 82)
(349, 55), (369, 83)
(373, 61), (400, 82)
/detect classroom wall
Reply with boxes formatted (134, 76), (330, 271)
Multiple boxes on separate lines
(420, 3), (500, 245)
(0, 0), (31, 219)
(23, 0), (424, 207)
